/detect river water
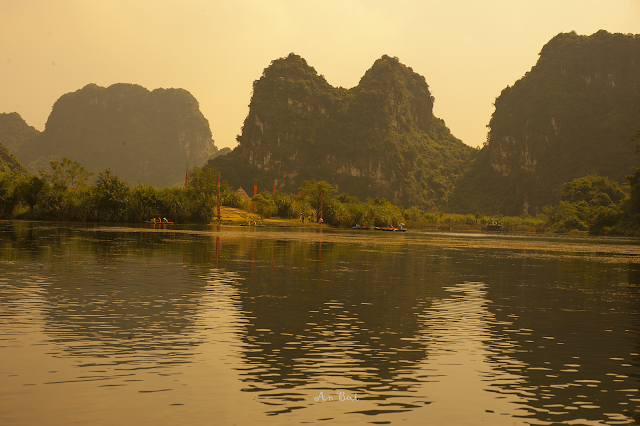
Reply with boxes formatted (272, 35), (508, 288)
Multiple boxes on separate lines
(1, 220), (640, 425)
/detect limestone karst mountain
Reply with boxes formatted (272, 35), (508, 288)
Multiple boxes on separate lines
(11, 84), (217, 187)
(5, 31), (639, 216)
(209, 54), (475, 210)
(448, 30), (640, 215)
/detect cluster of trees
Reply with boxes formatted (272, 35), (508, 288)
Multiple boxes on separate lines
(0, 159), (233, 223)
(3, 153), (640, 236)
(0, 157), (404, 228)
(239, 179), (406, 228)
(543, 116), (640, 235)
(543, 171), (640, 235)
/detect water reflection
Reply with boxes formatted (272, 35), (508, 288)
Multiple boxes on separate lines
(2, 221), (640, 425)
(42, 261), (203, 372)
(233, 241), (443, 416)
(419, 282), (534, 423)
(484, 257), (640, 424)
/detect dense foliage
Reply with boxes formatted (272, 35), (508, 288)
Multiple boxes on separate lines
(449, 30), (640, 216)
(0, 160), (233, 223)
(7, 84), (217, 188)
(0, 158), (477, 231)
(543, 175), (626, 233)
(211, 53), (474, 211)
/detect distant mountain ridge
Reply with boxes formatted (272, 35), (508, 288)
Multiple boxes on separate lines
(210, 54), (475, 210)
(448, 30), (640, 215)
(4, 31), (639, 215)
(10, 83), (217, 187)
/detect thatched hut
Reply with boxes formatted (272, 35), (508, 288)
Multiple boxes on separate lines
(236, 187), (252, 202)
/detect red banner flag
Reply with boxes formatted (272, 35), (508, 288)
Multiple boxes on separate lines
(273, 182), (276, 194)
(185, 165), (188, 188)
(252, 184), (257, 211)
(217, 175), (221, 220)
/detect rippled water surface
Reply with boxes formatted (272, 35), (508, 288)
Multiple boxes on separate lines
(2, 221), (640, 425)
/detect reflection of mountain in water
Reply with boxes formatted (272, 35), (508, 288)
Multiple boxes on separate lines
(419, 281), (535, 421)
(225, 239), (458, 415)
(42, 259), (204, 370)
(1, 223), (210, 371)
(5, 221), (640, 423)
(481, 255), (640, 424)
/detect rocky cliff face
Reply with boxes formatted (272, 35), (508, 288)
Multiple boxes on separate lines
(449, 31), (640, 215)
(0, 113), (37, 177)
(211, 54), (474, 209)
(13, 84), (216, 187)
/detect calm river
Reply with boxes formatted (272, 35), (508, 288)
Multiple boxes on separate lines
(2, 220), (640, 425)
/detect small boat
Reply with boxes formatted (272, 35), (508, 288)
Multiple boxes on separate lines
(351, 226), (370, 230)
(145, 220), (173, 224)
(376, 226), (406, 232)
(482, 219), (504, 231)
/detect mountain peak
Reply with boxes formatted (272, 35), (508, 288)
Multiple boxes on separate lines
(13, 83), (216, 187)
(211, 54), (472, 210)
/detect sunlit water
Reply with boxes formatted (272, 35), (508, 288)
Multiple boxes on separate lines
(1, 221), (640, 425)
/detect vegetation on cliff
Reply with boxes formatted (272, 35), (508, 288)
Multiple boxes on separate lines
(449, 30), (640, 216)
(0, 143), (30, 178)
(9, 84), (217, 188)
(0, 112), (41, 154)
(0, 113), (38, 177)
(210, 53), (474, 211)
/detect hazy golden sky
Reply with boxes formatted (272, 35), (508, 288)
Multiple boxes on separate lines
(1, 0), (639, 150)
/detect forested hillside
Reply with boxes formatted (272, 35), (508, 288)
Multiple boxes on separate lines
(210, 54), (474, 210)
(0, 143), (29, 177)
(0, 112), (40, 155)
(11, 84), (217, 188)
(448, 31), (640, 215)
(0, 113), (36, 177)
